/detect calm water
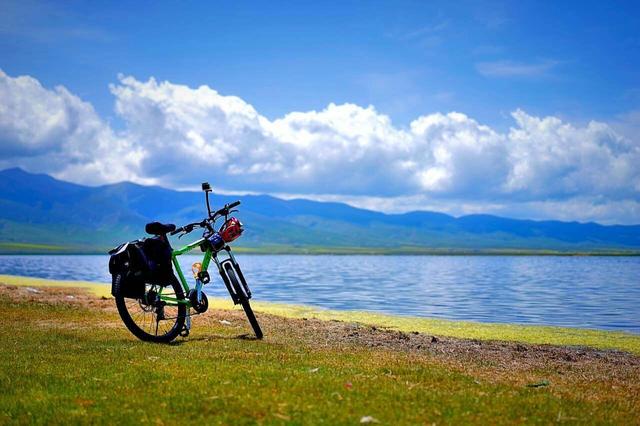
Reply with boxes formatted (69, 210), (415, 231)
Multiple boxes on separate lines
(1, 254), (639, 333)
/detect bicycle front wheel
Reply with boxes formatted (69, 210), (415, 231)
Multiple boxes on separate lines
(227, 269), (263, 339)
(115, 278), (186, 343)
(240, 299), (263, 339)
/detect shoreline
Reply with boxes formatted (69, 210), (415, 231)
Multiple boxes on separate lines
(2, 242), (640, 256)
(1, 273), (639, 355)
(1, 275), (639, 423)
(2, 248), (640, 256)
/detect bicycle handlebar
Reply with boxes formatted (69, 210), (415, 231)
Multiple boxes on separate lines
(170, 200), (241, 237)
(170, 222), (198, 236)
(212, 201), (241, 219)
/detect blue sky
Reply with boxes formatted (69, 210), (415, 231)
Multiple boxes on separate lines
(4, 0), (639, 128)
(1, 0), (639, 223)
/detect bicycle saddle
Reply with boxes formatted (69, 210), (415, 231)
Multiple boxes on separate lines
(145, 222), (176, 235)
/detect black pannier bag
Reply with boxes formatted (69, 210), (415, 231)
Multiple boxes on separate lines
(141, 237), (173, 280)
(108, 236), (174, 298)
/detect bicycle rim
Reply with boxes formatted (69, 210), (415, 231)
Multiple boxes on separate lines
(117, 281), (185, 341)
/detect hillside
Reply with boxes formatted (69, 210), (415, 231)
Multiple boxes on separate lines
(0, 168), (639, 253)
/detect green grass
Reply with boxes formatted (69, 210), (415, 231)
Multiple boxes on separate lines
(2, 241), (640, 255)
(1, 276), (640, 424)
(0, 281), (639, 424)
(0, 242), (76, 253)
(3, 274), (639, 356)
(232, 245), (640, 256)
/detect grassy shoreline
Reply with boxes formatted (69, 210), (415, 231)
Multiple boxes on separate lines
(2, 241), (640, 256)
(2, 274), (638, 355)
(1, 275), (639, 424)
(1, 276), (640, 424)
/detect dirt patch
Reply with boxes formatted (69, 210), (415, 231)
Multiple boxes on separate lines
(0, 283), (116, 311)
(202, 307), (640, 369)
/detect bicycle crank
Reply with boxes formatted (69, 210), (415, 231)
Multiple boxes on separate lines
(188, 288), (209, 313)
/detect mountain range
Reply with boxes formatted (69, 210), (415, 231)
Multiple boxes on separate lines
(0, 168), (638, 254)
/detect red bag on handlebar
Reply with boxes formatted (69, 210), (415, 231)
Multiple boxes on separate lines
(219, 217), (243, 243)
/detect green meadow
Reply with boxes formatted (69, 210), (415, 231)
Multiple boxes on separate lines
(0, 275), (638, 425)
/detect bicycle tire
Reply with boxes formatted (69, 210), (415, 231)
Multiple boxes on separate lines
(241, 299), (263, 339)
(227, 269), (263, 339)
(115, 278), (186, 343)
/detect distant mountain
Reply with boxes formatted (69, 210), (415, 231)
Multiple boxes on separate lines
(0, 168), (639, 254)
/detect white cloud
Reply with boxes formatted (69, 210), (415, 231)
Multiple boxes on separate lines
(0, 0), (112, 43)
(0, 69), (142, 184)
(409, 112), (508, 195)
(1, 70), (638, 223)
(506, 110), (640, 199)
(401, 20), (449, 40)
(312, 194), (640, 226)
(475, 60), (559, 78)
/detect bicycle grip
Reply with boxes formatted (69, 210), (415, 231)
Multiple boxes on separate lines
(229, 200), (241, 208)
(170, 227), (183, 236)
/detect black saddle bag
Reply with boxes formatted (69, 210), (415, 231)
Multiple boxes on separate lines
(108, 237), (174, 298)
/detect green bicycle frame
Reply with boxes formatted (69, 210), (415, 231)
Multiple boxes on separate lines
(155, 237), (208, 306)
(159, 237), (238, 307)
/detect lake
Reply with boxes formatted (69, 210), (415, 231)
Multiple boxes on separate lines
(1, 254), (639, 333)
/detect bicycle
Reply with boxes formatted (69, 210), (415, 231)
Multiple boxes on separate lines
(111, 182), (263, 343)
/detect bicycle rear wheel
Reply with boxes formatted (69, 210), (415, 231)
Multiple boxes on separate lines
(115, 278), (186, 343)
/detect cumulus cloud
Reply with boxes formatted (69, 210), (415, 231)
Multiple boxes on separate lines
(506, 110), (640, 199)
(0, 70), (639, 223)
(0, 69), (142, 184)
(107, 76), (514, 198)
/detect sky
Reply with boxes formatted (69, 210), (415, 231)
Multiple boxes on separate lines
(1, 0), (639, 224)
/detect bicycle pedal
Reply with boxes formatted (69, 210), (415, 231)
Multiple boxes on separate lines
(180, 324), (190, 337)
(180, 313), (192, 337)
